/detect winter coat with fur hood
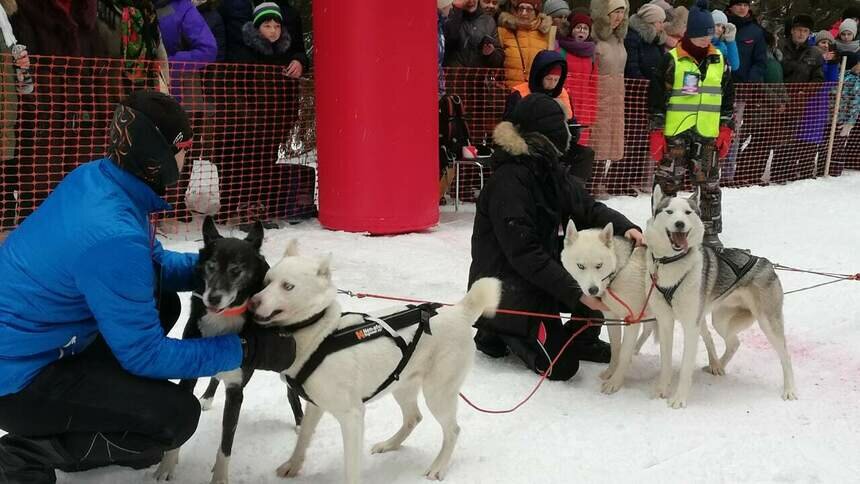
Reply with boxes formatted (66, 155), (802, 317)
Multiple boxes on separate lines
(498, 11), (555, 88)
(234, 21), (293, 65)
(591, 0), (629, 161)
(624, 12), (665, 80)
(219, 0), (309, 68)
(468, 121), (637, 337)
(0, 0), (17, 162)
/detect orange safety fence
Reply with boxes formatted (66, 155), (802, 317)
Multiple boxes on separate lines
(1, 58), (858, 233)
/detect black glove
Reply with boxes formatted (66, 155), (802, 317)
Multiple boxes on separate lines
(239, 325), (297, 372)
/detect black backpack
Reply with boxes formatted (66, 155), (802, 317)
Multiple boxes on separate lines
(438, 95), (471, 174)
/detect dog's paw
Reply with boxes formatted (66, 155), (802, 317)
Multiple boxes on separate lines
(667, 394), (687, 409)
(371, 441), (400, 455)
(601, 378), (623, 394)
(782, 389), (798, 401)
(702, 363), (725, 376)
(276, 459), (302, 479)
(200, 396), (214, 411)
(153, 450), (179, 481)
(598, 368), (614, 381)
(424, 466), (448, 481)
(153, 461), (177, 481)
(651, 384), (670, 399)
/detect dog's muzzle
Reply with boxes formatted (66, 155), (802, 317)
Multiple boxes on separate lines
(254, 309), (283, 324)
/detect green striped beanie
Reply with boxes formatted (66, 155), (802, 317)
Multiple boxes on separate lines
(253, 2), (283, 28)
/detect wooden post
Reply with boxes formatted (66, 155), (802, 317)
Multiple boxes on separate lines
(824, 56), (848, 178)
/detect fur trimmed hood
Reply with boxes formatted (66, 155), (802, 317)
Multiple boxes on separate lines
(492, 121), (566, 168)
(628, 13), (665, 44)
(0, 0), (15, 15)
(591, 0), (630, 42)
(498, 11), (554, 34)
(664, 6), (688, 38)
(241, 21), (292, 57)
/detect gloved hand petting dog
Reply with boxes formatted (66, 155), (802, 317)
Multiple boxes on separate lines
(240, 324), (297, 372)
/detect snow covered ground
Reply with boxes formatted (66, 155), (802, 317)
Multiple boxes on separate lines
(51, 173), (860, 483)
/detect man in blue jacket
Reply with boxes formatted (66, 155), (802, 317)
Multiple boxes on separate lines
(0, 92), (296, 483)
(725, 0), (767, 82)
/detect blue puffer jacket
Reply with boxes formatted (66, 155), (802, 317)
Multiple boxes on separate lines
(0, 159), (242, 396)
(155, 0), (218, 65)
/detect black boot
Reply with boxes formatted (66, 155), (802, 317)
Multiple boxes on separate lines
(570, 339), (612, 364)
(0, 435), (64, 484)
(474, 329), (509, 358)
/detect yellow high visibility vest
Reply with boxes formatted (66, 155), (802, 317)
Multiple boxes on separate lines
(665, 47), (725, 138)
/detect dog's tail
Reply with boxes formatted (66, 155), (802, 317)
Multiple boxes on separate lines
(459, 278), (502, 321)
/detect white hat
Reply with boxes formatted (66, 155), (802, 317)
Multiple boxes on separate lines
(711, 9), (728, 26)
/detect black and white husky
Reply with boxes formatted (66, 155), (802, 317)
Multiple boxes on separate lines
(154, 217), (300, 484)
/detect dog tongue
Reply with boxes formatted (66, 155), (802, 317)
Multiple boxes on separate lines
(670, 231), (688, 249)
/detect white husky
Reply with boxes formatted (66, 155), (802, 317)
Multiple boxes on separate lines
(645, 186), (797, 408)
(561, 221), (651, 394)
(250, 241), (501, 483)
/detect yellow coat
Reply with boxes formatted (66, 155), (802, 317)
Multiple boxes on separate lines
(497, 12), (555, 88)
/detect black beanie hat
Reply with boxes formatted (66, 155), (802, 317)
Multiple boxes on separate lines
(108, 91), (193, 195)
(510, 93), (570, 154)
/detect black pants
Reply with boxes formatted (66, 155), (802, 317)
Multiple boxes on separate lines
(493, 301), (602, 382)
(0, 292), (200, 483)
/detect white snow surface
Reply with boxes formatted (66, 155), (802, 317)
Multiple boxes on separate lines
(48, 174), (860, 483)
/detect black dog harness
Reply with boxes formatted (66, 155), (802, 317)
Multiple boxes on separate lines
(284, 303), (442, 405)
(651, 250), (691, 305)
(713, 248), (760, 300)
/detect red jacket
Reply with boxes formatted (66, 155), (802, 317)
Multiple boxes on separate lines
(560, 50), (598, 146)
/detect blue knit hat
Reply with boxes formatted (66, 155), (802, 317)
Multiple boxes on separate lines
(686, 0), (715, 38)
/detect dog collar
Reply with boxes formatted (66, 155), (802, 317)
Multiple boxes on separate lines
(283, 308), (329, 332)
(652, 249), (691, 265)
(214, 301), (250, 317)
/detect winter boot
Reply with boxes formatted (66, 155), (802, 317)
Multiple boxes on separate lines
(0, 435), (64, 484)
(473, 329), (509, 358)
(703, 233), (723, 250)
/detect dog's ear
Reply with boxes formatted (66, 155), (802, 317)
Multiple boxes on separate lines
(599, 222), (614, 248)
(652, 185), (665, 215)
(687, 191), (701, 215)
(564, 220), (578, 247)
(245, 221), (264, 251)
(202, 216), (221, 246)
(284, 239), (299, 257)
(317, 253), (332, 280)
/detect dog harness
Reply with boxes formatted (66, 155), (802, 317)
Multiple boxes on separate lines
(713, 248), (760, 300)
(651, 249), (691, 305)
(283, 303), (442, 405)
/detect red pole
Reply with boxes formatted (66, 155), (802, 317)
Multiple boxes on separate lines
(313, 2), (439, 234)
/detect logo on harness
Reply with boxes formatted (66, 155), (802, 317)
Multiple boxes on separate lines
(355, 324), (384, 340)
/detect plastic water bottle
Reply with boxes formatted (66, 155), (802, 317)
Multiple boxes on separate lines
(10, 44), (34, 94)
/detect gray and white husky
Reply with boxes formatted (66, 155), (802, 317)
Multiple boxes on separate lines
(645, 186), (797, 408)
(561, 221), (651, 394)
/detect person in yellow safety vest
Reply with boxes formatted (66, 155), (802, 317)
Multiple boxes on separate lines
(647, 0), (734, 249)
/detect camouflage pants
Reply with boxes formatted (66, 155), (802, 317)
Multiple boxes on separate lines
(653, 133), (722, 235)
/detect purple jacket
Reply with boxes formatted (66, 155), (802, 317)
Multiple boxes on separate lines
(155, 0), (218, 66)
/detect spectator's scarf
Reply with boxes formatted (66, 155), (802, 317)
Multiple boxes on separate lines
(835, 39), (860, 54)
(557, 36), (596, 58)
(681, 36), (710, 63)
(117, 0), (163, 85)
